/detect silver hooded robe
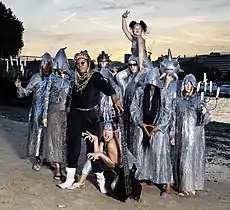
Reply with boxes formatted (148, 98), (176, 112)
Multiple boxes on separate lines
(43, 47), (74, 164)
(131, 69), (174, 183)
(17, 53), (53, 158)
(116, 56), (146, 154)
(173, 74), (211, 192)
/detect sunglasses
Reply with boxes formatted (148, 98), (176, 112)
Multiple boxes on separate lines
(128, 63), (138, 67)
(76, 61), (86, 66)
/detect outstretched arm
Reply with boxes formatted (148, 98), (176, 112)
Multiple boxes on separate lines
(122, 10), (133, 42)
(16, 74), (38, 98)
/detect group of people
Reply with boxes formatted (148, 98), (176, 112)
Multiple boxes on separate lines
(14, 10), (210, 199)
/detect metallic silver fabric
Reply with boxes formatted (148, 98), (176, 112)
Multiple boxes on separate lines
(172, 77), (211, 192)
(17, 73), (51, 157)
(159, 49), (183, 80)
(52, 47), (71, 73)
(144, 67), (161, 88)
(130, 87), (174, 183)
(43, 48), (73, 164)
(97, 67), (122, 122)
(122, 71), (146, 154)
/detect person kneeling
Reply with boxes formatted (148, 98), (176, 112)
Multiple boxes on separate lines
(69, 121), (120, 193)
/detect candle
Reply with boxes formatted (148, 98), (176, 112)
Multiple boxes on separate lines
(197, 82), (201, 92)
(16, 58), (18, 66)
(216, 87), (220, 98)
(10, 56), (13, 66)
(209, 81), (212, 93)
(201, 92), (204, 101)
(24, 60), (27, 67)
(203, 73), (207, 83)
(204, 81), (207, 92)
(20, 64), (24, 76)
(6, 59), (9, 72)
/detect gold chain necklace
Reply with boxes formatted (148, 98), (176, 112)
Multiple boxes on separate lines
(75, 71), (93, 93)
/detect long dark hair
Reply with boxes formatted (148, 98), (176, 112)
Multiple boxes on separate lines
(142, 84), (161, 149)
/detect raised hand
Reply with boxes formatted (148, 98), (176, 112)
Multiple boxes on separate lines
(15, 78), (21, 88)
(122, 10), (130, 18)
(82, 131), (98, 142)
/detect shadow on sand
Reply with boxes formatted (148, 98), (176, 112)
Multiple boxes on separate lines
(206, 121), (230, 167)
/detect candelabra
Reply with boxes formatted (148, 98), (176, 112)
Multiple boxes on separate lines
(6, 56), (26, 77)
(197, 73), (220, 110)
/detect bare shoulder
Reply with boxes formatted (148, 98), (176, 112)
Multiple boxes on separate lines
(107, 139), (117, 152)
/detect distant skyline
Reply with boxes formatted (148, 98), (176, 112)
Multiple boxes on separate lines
(2, 0), (230, 61)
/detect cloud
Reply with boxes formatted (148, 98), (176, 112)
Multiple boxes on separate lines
(100, 3), (127, 10)
(51, 12), (76, 28)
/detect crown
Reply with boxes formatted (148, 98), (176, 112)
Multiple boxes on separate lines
(74, 50), (91, 62)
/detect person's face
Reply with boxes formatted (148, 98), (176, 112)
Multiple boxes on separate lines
(99, 61), (108, 68)
(132, 25), (143, 36)
(42, 62), (52, 75)
(184, 81), (194, 94)
(102, 125), (113, 142)
(128, 61), (138, 74)
(76, 58), (89, 74)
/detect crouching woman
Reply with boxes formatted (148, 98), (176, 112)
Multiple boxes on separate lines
(69, 120), (120, 194)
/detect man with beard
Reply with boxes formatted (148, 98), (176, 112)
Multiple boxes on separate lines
(15, 53), (53, 171)
(58, 50), (123, 189)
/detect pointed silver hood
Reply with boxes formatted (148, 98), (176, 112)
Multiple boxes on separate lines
(144, 67), (161, 87)
(53, 47), (71, 73)
(40, 52), (53, 76)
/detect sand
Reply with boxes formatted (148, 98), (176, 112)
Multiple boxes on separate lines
(0, 100), (230, 210)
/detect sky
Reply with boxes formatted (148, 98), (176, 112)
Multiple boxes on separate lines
(2, 0), (230, 61)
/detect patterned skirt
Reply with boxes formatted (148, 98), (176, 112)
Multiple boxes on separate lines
(43, 110), (67, 164)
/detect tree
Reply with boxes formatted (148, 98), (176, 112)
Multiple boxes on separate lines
(0, 2), (24, 58)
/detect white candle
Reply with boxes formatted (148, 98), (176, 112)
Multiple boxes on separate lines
(16, 58), (18, 66)
(216, 87), (220, 98)
(209, 81), (212, 93)
(197, 82), (201, 92)
(20, 64), (24, 76)
(6, 59), (9, 72)
(203, 73), (207, 82)
(201, 92), (204, 101)
(10, 56), (13, 66)
(204, 81), (207, 92)
(24, 60), (27, 67)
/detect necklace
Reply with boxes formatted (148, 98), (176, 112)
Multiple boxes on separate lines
(75, 71), (93, 93)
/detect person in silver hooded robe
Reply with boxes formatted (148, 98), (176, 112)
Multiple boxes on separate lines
(95, 51), (122, 138)
(115, 55), (146, 154)
(172, 74), (210, 197)
(15, 53), (53, 171)
(130, 68), (174, 196)
(43, 47), (74, 180)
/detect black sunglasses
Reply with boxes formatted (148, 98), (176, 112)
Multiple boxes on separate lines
(128, 63), (138, 67)
(76, 61), (86, 66)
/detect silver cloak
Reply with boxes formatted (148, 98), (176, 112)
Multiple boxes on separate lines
(172, 74), (211, 192)
(43, 48), (74, 164)
(130, 85), (173, 183)
(17, 53), (52, 158)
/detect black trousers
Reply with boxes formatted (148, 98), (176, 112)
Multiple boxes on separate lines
(67, 108), (100, 168)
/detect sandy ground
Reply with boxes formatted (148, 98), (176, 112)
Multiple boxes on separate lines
(0, 100), (230, 210)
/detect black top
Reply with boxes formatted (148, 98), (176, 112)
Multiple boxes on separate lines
(71, 72), (116, 109)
